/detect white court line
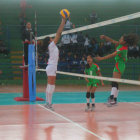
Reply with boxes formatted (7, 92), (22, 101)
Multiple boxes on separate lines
(38, 104), (106, 140)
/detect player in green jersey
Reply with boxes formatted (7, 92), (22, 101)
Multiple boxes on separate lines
(84, 55), (104, 111)
(96, 34), (139, 106)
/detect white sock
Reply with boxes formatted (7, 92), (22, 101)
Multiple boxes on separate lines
(114, 90), (119, 98)
(111, 87), (118, 96)
(87, 98), (90, 103)
(46, 85), (50, 104)
(91, 98), (95, 104)
(46, 84), (55, 105)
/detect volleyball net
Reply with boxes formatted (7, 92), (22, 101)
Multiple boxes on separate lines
(35, 12), (140, 88)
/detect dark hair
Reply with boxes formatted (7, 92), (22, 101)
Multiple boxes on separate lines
(87, 54), (95, 59)
(123, 33), (139, 46)
(86, 54), (94, 69)
(42, 37), (50, 50)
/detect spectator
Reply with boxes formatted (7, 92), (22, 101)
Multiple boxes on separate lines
(89, 10), (98, 24)
(61, 34), (71, 45)
(77, 32), (85, 54)
(71, 33), (78, 52)
(98, 42), (105, 57)
(58, 58), (67, 71)
(80, 56), (87, 73)
(128, 45), (139, 59)
(90, 38), (98, 55)
(61, 34), (71, 52)
(77, 32), (85, 44)
(38, 55), (47, 69)
(104, 41), (112, 53)
(84, 34), (91, 53)
(66, 52), (73, 71)
(66, 52), (73, 62)
(37, 40), (43, 54)
(128, 46), (134, 58)
(80, 56), (87, 65)
(71, 33), (78, 44)
(22, 22), (34, 65)
(133, 45), (139, 58)
(72, 54), (80, 73)
(64, 18), (75, 30)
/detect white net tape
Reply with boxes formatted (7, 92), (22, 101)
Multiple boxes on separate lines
(36, 69), (140, 85)
(37, 12), (140, 40)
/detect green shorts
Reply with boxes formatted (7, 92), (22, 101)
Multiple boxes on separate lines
(113, 62), (125, 75)
(87, 82), (99, 87)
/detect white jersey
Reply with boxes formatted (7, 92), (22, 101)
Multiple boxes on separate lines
(48, 41), (59, 66)
(71, 34), (77, 44)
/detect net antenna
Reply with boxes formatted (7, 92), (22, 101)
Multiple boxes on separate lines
(37, 12), (140, 40)
(35, 11), (38, 68)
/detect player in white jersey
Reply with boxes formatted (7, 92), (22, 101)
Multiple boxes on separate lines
(43, 17), (66, 110)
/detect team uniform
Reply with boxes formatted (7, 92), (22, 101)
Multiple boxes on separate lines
(107, 45), (128, 107)
(46, 41), (59, 76)
(84, 63), (101, 111)
(84, 64), (100, 87)
(45, 41), (59, 110)
(113, 44), (128, 75)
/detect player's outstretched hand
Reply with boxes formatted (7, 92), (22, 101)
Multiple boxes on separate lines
(61, 16), (66, 23)
(95, 56), (103, 61)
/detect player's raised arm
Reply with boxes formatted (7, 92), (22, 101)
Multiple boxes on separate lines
(100, 35), (118, 44)
(95, 51), (117, 61)
(54, 9), (70, 44)
(54, 18), (66, 44)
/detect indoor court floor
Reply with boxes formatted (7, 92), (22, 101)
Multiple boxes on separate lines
(0, 90), (140, 140)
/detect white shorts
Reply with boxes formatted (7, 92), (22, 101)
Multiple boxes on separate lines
(46, 64), (57, 76)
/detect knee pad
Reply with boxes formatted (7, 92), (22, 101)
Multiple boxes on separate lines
(112, 82), (119, 89)
(86, 92), (90, 98)
(91, 93), (95, 98)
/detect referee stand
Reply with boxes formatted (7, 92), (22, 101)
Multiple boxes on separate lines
(14, 32), (44, 102)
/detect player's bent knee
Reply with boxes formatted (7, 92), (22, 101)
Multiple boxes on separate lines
(91, 93), (95, 98)
(86, 92), (90, 98)
(112, 82), (119, 89)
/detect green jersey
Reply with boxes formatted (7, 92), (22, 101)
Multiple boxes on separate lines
(113, 44), (128, 74)
(84, 63), (100, 85)
(115, 44), (128, 63)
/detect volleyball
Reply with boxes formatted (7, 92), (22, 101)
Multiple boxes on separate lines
(60, 9), (70, 18)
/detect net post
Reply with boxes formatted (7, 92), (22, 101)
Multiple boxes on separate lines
(14, 55), (30, 101)
(28, 32), (44, 102)
(28, 42), (36, 102)
(23, 55), (29, 98)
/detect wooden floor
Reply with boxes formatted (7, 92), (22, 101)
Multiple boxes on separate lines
(0, 103), (140, 140)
